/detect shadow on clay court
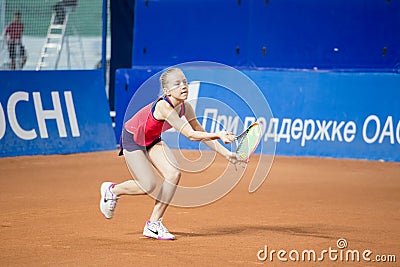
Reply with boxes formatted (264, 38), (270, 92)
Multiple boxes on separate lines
(128, 224), (336, 240)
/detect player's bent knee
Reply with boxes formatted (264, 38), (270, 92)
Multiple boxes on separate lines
(165, 171), (181, 185)
(141, 180), (157, 194)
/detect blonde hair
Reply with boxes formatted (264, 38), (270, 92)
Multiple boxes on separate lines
(160, 68), (182, 89)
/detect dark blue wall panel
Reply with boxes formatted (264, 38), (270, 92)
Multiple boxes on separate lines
(131, 0), (400, 71)
(249, 0), (400, 70)
(132, 0), (249, 67)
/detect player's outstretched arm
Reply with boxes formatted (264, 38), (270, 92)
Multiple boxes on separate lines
(181, 102), (237, 160)
(158, 101), (234, 143)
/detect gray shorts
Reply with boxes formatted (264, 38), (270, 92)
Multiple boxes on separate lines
(119, 128), (161, 156)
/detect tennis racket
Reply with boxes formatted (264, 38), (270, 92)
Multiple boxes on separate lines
(235, 121), (262, 161)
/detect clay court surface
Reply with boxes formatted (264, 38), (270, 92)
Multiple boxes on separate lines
(0, 150), (399, 266)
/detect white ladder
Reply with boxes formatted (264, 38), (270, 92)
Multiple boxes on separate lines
(36, 11), (70, 71)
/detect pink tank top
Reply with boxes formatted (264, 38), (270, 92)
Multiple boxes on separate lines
(124, 96), (185, 146)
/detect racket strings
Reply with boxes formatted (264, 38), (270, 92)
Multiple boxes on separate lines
(235, 123), (262, 161)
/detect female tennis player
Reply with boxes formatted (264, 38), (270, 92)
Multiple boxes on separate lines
(100, 68), (239, 240)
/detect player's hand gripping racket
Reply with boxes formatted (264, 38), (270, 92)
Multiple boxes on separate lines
(230, 121), (262, 168)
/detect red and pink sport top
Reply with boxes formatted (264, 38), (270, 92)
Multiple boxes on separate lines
(124, 96), (185, 146)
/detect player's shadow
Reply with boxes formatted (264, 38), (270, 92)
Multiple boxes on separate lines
(174, 224), (334, 239)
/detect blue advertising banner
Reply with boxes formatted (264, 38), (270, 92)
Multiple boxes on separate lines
(115, 67), (400, 162)
(245, 70), (400, 161)
(0, 70), (116, 157)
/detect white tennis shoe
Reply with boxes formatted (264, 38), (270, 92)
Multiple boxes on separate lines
(143, 219), (175, 240)
(100, 182), (119, 219)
